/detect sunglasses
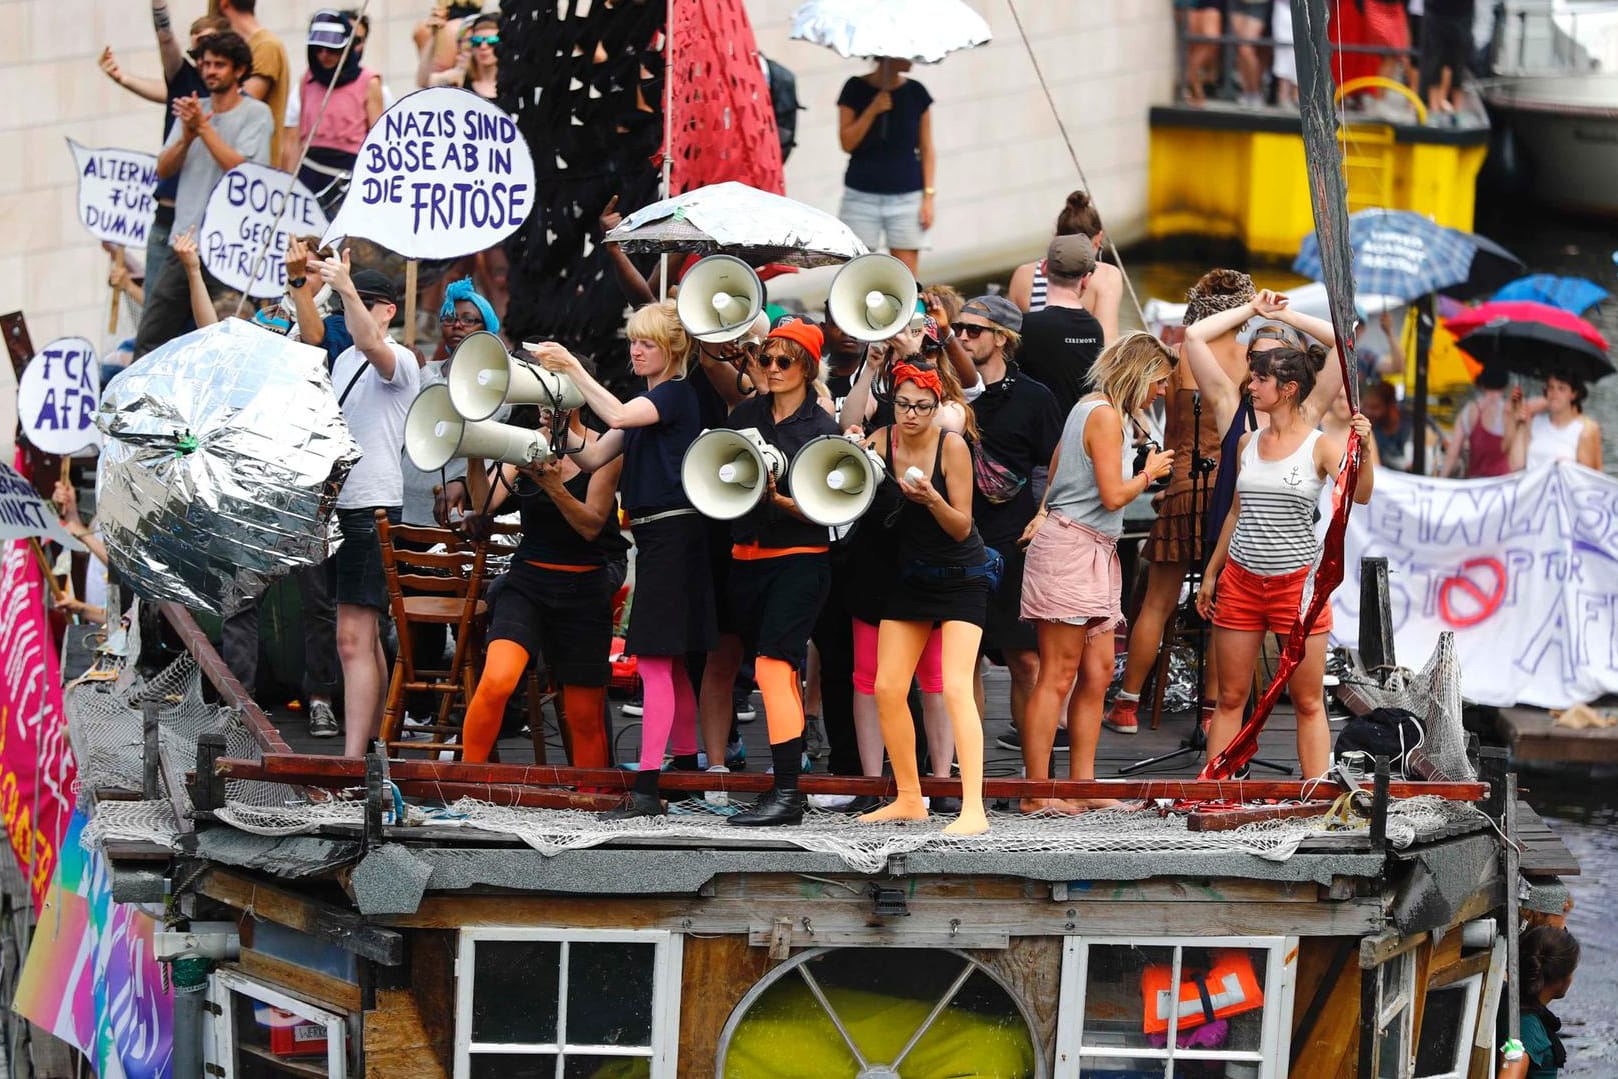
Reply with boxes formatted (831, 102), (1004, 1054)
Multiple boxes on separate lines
(440, 313), (485, 328)
(469, 33), (499, 45)
(754, 353), (797, 372)
(952, 323), (994, 339)
(894, 398), (938, 415)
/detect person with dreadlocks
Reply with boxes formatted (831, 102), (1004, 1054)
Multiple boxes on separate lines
(859, 361), (995, 836)
(1189, 290), (1372, 780)
(284, 9), (382, 214)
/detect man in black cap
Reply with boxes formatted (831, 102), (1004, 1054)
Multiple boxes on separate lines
(306, 251), (421, 752)
(953, 294), (1063, 752)
(1018, 234), (1105, 417)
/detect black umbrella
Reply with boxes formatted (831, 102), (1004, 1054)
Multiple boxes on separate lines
(1458, 321), (1615, 383)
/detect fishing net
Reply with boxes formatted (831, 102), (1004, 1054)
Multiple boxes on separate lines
(1333, 632), (1476, 782)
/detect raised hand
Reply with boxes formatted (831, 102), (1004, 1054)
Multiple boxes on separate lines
(598, 194), (623, 237)
(1252, 289), (1289, 319)
(172, 227), (201, 271)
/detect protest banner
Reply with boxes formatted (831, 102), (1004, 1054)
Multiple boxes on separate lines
(17, 337), (100, 456)
(199, 162), (331, 299)
(1333, 461), (1618, 708)
(321, 86), (535, 260)
(15, 810), (173, 1079)
(0, 461), (84, 550)
(67, 141), (159, 248)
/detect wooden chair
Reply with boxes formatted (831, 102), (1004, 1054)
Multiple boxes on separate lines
(375, 512), (490, 759)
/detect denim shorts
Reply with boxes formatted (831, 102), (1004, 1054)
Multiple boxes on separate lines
(839, 186), (925, 252)
(329, 507), (399, 612)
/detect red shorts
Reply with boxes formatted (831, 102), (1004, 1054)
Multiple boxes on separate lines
(1212, 562), (1333, 637)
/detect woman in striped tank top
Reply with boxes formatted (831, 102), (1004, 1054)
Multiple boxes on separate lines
(1192, 320), (1374, 779)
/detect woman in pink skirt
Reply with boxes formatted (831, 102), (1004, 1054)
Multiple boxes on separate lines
(1018, 333), (1177, 812)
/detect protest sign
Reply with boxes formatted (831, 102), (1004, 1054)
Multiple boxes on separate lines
(0, 462), (84, 550)
(321, 87), (535, 260)
(68, 141), (159, 248)
(18, 337), (100, 456)
(200, 162), (330, 298)
(1333, 461), (1618, 708)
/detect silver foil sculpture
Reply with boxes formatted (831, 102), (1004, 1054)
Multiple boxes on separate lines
(95, 319), (361, 615)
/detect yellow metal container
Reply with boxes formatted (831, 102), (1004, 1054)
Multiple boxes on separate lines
(1148, 106), (1489, 259)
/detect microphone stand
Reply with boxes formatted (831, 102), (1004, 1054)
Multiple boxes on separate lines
(1119, 392), (1290, 776)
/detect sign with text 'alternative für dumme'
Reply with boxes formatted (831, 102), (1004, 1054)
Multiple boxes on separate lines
(199, 162), (330, 298)
(68, 141), (159, 248)
(18, 338), (100, 456)
(320, 87), (535, 260)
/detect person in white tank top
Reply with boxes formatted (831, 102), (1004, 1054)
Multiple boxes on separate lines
(1508, 374), (1603, 472)
(1190, 314), (1375, 780)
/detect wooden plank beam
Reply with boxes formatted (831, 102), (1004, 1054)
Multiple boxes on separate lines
(1186, 801), (1334, 831)
(219, 754), (1488, 803)
(157, 601), (289, 753)
(196, 867), (404, 965)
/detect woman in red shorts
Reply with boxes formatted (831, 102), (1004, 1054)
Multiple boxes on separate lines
(1192, 321), (1373, 779)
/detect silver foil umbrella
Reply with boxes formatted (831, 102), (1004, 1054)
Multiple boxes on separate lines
(790, 0), (992, 64)
(605, 181), (868, 267)
(95, 319), (360, 615)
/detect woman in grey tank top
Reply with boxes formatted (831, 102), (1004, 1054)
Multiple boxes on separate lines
(1016, 333), (1176, 813)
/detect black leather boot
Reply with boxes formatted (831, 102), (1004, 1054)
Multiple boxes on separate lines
(602, 771), (665, 820)
(728, 786), (807, 826)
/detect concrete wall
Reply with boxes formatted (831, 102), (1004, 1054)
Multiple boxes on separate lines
(0, 1), (1175, 355)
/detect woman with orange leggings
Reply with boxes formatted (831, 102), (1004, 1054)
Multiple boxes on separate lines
(459, 408), (627, 767)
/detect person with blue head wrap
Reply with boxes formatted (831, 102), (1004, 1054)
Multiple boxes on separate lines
(439, 276), (499, 356)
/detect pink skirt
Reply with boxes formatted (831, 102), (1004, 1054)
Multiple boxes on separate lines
(1020, 511), (1123, 637)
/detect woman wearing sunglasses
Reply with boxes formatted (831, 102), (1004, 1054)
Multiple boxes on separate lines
(1018, 333), (1177, 813)
(860, 362), (993, 836)
(422, 12), (499, 100)
(534, 301), (717, 817)
(705, 322), (844, 826)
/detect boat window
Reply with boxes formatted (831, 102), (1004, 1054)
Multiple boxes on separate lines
(206, 968), (352, 1079)
(1373, 949), (1417, 1079)
(455, 927), (681, 1079)
(1056, 936), (1297, 1079)
(714, 946), (1041, 1078)
(1414, 973), (1484, 1079)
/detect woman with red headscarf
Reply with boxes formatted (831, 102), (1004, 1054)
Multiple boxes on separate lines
(860, 361), (995, 835)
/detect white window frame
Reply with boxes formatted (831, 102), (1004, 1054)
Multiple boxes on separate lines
(454, 926), (683, 1079)
(207, 967), (350, 1079)
(1375, 949), (1419, 1079)
(1053, 934), (1298, 1079)
(1414, 971), (1484, 1079)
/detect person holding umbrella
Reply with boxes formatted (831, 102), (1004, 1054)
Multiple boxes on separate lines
(836, 56), (933, 275)
(1439, 366), (1528, 479)
(1508, 375), (1603, 472)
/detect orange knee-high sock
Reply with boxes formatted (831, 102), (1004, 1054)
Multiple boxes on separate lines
(461, 640), (530, 763)
(560, 684), (609, 769)
(755, 656), (805, 745)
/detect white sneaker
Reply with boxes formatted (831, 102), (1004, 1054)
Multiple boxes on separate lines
(807, 793), (855, 810)
(400, 713), (431, 742)
(705, 765), (730, 806)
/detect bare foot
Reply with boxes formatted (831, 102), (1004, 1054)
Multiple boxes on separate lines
(858, 796), (928, 824)
(1019, 797), (1082, 815)
(1070, 797), (1126, 812)
(942, 808), (990, 836)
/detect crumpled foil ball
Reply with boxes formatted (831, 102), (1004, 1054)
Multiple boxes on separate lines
(95, 319), (361, 615)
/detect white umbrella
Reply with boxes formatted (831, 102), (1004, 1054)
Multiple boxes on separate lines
(790, 0), (992, 64)
(605, 181), (869, 268)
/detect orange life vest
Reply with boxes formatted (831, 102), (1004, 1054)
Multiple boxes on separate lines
(1140, 949), (1265, 1035)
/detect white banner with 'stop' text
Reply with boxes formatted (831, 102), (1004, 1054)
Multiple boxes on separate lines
(1333, 462), (1618, 709)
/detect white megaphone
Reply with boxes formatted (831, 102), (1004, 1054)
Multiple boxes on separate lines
(404, 383), (551, 472)
(680, 427), (785, 520)
(788, 434), (888, 528)
(447, 330), (586, 421)
(825, 253), (920, 342)
(676, 254), (766, 343)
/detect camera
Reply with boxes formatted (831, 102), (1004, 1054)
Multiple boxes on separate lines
(1134, 440), (1170, 491)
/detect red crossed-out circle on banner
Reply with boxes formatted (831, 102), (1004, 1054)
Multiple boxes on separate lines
(1437, 557), (1508, 628)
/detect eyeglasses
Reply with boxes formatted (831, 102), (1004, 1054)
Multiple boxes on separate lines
(440, 313), (485, 328)
(952, 323), (994, 339)
(894, 398), (938, 415)
(469, 33), (499, 45)
(754, 353), (797, 372)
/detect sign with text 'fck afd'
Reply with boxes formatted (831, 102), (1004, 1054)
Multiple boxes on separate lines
(321, 87), (535, 260)
(18, 338), (100, 456)
(68, 140), (159, 248)
(200, 162), (330, 299)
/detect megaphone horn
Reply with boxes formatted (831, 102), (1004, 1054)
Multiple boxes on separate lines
(405, 384), (550, 472)
(825, 253), (920, 343)
(447, 330), (586, 421)
(788, 434), (888, 527)
(676, 254), (766, 344)
(680, 427), (785, 521)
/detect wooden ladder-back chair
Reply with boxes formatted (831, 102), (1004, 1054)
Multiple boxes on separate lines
(375, 511), (489, 759)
